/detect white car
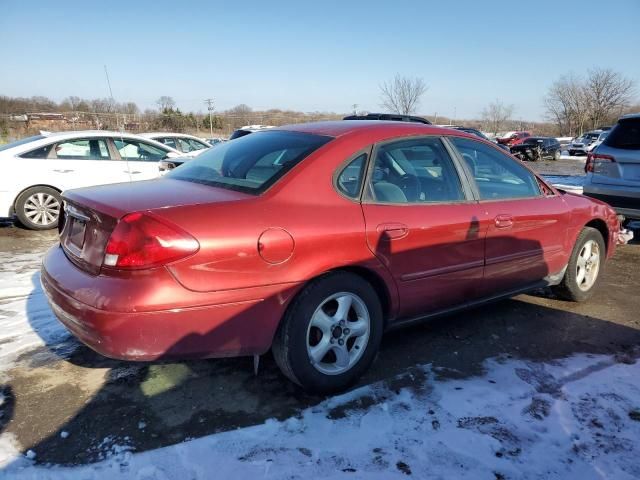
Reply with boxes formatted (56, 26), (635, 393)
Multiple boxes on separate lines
(139, 132), (211, 155)
(586, 131), (609, 152)
(0, 130), (182, 230)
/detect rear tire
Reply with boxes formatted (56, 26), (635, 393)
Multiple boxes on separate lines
(272, 272), (383, 394)
(554, 149), (561, 161)
(15, 186), (62, 230)
(552, 227), (605, 302)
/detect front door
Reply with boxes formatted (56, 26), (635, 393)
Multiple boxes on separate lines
(361, 136), (486, 320)
(112, 138), (169, 181)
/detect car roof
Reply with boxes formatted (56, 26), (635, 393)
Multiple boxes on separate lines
(139, 132), (202, 139)
(619, 112), (640, 121)
(274, 120), (476, 140)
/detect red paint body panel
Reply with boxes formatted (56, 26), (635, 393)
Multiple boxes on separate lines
(40, 121), (621, 361)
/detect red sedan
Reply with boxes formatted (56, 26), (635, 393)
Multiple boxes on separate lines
(497, 131), (531, 147)
(42, 121), (621, 393)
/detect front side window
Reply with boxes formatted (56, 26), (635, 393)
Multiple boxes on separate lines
(54, 139), (110, 160)
(368, 137), (465, 204)
(336, 153), (367, 199)
(167, 130), (331, 194)
(450, 137), (540, 200)
(114, 139), (167, 161)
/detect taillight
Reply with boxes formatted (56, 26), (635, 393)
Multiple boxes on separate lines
(103, 212), (199, 269)
(585, 153), (615, 173)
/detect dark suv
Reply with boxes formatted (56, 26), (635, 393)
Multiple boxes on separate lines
(510, 137), (562, 161)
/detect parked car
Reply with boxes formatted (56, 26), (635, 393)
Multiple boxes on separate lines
(42, 121), (623, 393)
(583, 113), (640, 220)
(206, 138), (225, 145)
(586, 131), (609, 152)
(497, 131), (531, 146)
(139, 133), (211, 155)
(440, 126), (510, 151)
(229, 125), (275, 140)
(510, 137), (562, 161)
(343, 113), (431, 124)
(568, 130), (603, 156)
(0, 131), (182, 230)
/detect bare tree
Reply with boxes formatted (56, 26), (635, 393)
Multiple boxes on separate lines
(585, 68), (635, 129)
(481, 100), (515, 135)
(156, 96), (176, 112)
(544, 78), (575, 136)
(226, 104), (253, 127)
(379, 75), (428, 115)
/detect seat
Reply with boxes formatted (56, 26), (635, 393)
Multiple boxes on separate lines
(373, 181), (407, 203)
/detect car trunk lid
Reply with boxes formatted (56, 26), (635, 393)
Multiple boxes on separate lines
(60, 178), (253, 274)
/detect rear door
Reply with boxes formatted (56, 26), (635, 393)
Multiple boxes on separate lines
(47, 137), (129, 190)
(361, 136), (486, 320)
(112, 138), (169, 180)
(591, 117), (640, 188)
(449, 137), (571, 295)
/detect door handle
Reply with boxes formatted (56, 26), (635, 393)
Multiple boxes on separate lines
(125, 170), (142, 174)
(53, 169), (74, 173)
(377, 223), (409, 240)
(494, 214), (513, 229)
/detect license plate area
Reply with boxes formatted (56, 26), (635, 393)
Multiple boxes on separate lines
(68, 217), (87, 250)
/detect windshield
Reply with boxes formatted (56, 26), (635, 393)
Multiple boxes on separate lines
(167, 130), (332, 194)
(0, 135), (45, 152)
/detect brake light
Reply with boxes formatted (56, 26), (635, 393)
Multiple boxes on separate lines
(585, 153), (615, 173)
(103, 212), (199, 269)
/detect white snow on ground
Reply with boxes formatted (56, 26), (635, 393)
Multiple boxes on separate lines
(1, 248), (640, 479)
(0, 251), (74, 370)
(542, 175), (585, 195)
(1, 353), (639, 479)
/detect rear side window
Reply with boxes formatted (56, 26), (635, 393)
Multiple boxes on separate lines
(54, 139), (111, 160)
(451, 137), (540, 200)
(167, 131), (331, 194)
(604, 119), (640, 149)
(337, 153), (367, 199)
(158, 137), (177, 149)
(0, 135), (45, 153)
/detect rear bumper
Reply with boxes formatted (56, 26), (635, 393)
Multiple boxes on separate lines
(41, 245), (301, 360)
(583, 186), (640, 219)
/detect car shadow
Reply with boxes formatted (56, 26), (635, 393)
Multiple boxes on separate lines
(5, 231), (640, 466)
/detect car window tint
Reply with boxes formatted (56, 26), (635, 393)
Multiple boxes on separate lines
(20, 144), (53, 159)
(189, 139), (208, 150)
(369, 137), (464, 204)
(54, 139), (111, 160)
(604, 118), (640, 149)
(337, 153), (366, 199)
(114, 139), (167, 161)
(177, 138), (197, 153)
(159, 137), (177, 149)
(167, 131), (331, 194)
(450, 137), (540, 200)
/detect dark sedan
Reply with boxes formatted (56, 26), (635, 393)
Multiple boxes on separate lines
(510, 137), (562, 161)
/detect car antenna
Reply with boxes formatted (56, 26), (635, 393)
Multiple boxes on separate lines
(104, 64), (130, 177)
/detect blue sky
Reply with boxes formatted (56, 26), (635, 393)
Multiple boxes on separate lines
(1, 0), (639, 120)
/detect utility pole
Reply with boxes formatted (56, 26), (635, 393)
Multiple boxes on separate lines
(204, 98), (215, 137)
(351, 104), (358, 115)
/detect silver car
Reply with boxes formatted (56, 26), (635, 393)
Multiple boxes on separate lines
(583, 113), (640, 220)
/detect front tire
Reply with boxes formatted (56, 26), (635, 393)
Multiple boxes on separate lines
(552, 227), (605, 302)
(554, 149), (561, 161)
(272, 272), (383, 393)
(15, 186), (62, 230)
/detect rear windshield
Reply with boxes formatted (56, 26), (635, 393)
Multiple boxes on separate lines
(167, 130), (332, 194)
(604, 119), (640, 149)
(0, 135), (45, 152)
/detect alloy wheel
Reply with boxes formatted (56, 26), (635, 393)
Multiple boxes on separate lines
(23, 192), (60, 227)
(306, 292), (370, 375)
(576, 240), (600, 291)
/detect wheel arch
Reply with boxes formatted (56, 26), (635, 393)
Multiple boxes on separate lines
(13, 184), (63, 210)
(584, 218), (609, 254)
